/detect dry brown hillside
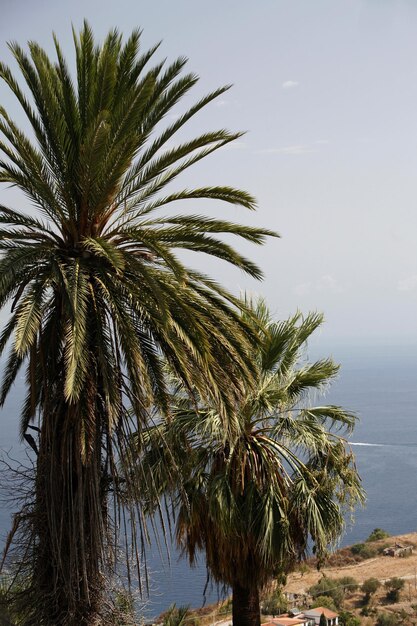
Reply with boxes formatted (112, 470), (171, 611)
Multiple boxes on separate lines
(283, 532), (417, 625)
(285, 532), (417, 594)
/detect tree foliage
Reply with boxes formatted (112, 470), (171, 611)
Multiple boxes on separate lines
(362, 577), (380, 602)
(140, 299), (364, 625)
(350, 543), (377, 559)
(162, 605), (199, 626)
(311, 595), (338, 612)
(339, 610), (361, 626)
(384, 578), (405, 603)
(261, 588), (288, 616)
(375, 613), (400, 626)
(366, 528), (390, 542)
(0, 23), (275, 625)
(309, 577), (345, 609)
(337, 576), (359, 594)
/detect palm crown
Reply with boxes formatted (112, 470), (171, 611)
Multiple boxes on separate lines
(0, 23), (276, 421)
(140, 299), (363, 626)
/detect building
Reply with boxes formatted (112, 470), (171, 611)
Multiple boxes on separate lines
(263, 606), (339, 626)
(262, 618), (310, 626)
(383, 543), (413, 557)
(302, 607), (339, 625)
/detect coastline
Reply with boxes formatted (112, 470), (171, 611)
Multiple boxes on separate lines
(151, 531), (417, 625)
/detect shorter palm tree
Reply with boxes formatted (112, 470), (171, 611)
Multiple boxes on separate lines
(138, 299), (364, 626)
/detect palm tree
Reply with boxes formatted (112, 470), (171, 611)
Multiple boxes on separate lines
(0, 25), (275, 625)
(139, 299), (364, 626)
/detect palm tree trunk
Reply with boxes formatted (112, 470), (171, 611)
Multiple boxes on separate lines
(232, 582), (260, 626)
(31, 401), (105, 625)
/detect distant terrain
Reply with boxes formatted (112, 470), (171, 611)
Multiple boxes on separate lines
(285, 532), (417, 593)
(283, 531), (417, 625)
(156, 532), (417, 625)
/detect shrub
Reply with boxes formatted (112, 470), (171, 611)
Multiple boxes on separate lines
(297, 563), (310, 576)
(366, 528), (390, 542)
(310, 594), (338, 612)
(375, 613), (400, 626)
(261, 589), (287, 616)
(360, 605), (376, 617)
(309, 578), (344, 608)
(162, 605), (199, 626)
(0, 574), (31, 624)
(337, 576), (359, 594)
(339, 610), (361, 626)
(109, 589), (136, 625)
(350, 543), (377, 559)
(362, 577), (380, 602)
(384, 577), (405, 603)
(377, 542), (391, 554)
(218, 599), (232, 615)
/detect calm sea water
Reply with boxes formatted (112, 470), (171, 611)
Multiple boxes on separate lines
(0, 344), (416, 618)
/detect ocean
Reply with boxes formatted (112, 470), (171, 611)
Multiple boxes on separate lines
(0, 344), (416, 618)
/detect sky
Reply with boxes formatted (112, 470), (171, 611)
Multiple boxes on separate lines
(0, 0), (417, 348)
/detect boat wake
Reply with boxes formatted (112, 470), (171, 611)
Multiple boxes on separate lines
(350, 442), (386, 447)
(350, 441), (417, 447)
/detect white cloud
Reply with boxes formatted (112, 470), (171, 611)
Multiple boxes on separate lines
(258, 144), (315, 156)
(293, 275), (343, 296)
(282, 80), (299, 89)
(315, 139), (330, 145)
(215, 99), (229, 107)
(398, 275), (417, 292)
(317, 275), (343, 293)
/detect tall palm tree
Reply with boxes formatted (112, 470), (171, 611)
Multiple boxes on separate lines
(139, 299), (364, 626)
(0, 25), (275, 625)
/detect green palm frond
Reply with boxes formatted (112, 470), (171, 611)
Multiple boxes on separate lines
(0, 23), (279, 623)
(138, 296), (364, 597)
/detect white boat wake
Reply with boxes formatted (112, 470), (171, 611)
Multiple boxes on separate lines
(350, 441), (417, 447)
(350, 442), (386, 447)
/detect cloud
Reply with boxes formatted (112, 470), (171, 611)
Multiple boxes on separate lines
(257, 144), (316, 156)
(315, 139), (330, 145)
(398, 275), (417, 292)
(215, 99), (229, 107)
(282, 80), (299, 89)
(318, 275), (343, 292)
(293, 275), (343, 296)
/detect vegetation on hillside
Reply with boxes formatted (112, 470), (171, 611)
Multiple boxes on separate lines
(362, 577), (381, 603)
(384, 577), (405, 603)
(309, 576), (358, 609)
(367, 529), (390, 542)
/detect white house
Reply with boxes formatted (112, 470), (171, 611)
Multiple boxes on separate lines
(263, 618), (311, 626)
(302, 607), (339, 626)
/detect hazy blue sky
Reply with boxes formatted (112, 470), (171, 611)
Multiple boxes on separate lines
(1, 0), (417, 347)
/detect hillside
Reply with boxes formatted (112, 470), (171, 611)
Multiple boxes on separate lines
(283, 531), (417, 625)
(285, 532), (417, 594)
(154, 532), (417, 625)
